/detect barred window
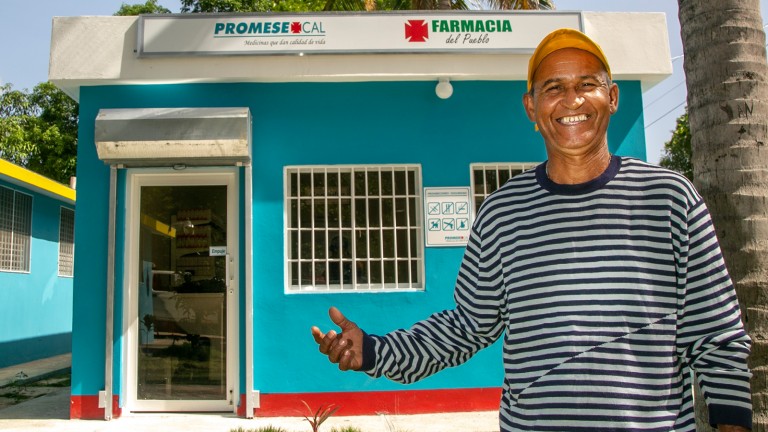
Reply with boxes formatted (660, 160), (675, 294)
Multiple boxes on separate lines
(0, 185), (32, 273)
(471, 163), (538, 213)
(58, 207), (75, 277)
(285, 165), (424, 292)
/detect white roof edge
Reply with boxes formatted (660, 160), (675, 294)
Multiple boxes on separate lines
(581, 12), (673, 80)
(50, 12), (672, 101)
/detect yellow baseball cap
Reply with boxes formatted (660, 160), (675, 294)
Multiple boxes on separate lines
(527, 28), (612, 92)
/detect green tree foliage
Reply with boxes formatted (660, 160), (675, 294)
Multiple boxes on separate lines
(323, 0), (467, 11)
(178, 0), (467, 12)
(275, 0), (326, 11)
(180, 0), (277, 12)
(0, 83), (79, 184)
(174, 0), (555, 20)
(115, 0), (172, 15)
(471, 0), (554, 9)
(658, 111), (692, 181)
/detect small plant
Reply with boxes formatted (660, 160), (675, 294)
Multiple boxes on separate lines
(0, 371), (31, 404)
(11, 371), (29, 390)
(302, 400), (341, 432)
(330, 427), (362, 432)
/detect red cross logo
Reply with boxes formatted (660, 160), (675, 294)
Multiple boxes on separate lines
(405, 20), (428, 42)
(291, 22), (302, 34)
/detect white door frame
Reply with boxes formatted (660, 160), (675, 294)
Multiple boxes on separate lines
(122, 167), (239, 413)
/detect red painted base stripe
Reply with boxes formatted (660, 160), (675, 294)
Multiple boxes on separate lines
(72, 388), (499, 419)
(243, 388), (501, 417)
(70, 395), (121, 420)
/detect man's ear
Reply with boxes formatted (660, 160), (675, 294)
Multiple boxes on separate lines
(609, 82), (619, 114)
(523, 92), (536, 122)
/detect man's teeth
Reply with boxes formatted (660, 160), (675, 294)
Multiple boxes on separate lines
(559, 114), (588, 124)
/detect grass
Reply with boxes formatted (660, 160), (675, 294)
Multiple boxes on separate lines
(0, 388), (33, 403)
(228, 427), (364, 432)
(226, 423), (413, 432)
(0, 369), (71, 405)
(229, 427), (289, 432)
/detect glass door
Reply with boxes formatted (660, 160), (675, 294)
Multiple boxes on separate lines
(127, 171), (237, 412)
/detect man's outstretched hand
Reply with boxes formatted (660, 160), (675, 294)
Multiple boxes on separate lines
(311, 307), (364, 371)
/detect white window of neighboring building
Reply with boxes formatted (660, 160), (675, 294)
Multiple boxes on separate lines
(58, 207), (75, 277)
(470, 163), (538, 214)
(285, 165), (424, 292)
(0, 185), (33, 273)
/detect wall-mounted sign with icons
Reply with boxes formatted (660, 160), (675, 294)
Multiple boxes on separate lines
(423, 187), (472, 247)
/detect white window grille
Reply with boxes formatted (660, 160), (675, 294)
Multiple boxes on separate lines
(0, 185), (32, 273)
(58, 207), (75, 277)
(285, 165), (424, 292)
(470, 163), (538, 213)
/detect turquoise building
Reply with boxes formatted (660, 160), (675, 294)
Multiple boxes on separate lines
(48, 11), (672, 420)
(0, 159), (75, 369)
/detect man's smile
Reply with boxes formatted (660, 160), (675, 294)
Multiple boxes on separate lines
(557, 114), (590, 125)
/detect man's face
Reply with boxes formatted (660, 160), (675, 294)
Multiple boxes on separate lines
(523, 48), (618, 158)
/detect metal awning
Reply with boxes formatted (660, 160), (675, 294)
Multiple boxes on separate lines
(94, 107), (251, 166)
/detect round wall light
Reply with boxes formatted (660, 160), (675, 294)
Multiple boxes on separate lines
(435, 78), (453, 99)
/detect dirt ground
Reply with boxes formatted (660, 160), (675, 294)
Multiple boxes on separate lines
(0, 371), (70, 411)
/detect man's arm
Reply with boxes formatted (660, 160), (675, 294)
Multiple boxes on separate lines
(361, 222), (505, 384)
(312, 221), (505, 383)
(678, 200), (752, 429)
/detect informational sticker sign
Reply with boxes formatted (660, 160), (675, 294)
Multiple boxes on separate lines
(137, 12), (582, 56)
(209, 246), (227, 256)
(424, 187), (472, 247)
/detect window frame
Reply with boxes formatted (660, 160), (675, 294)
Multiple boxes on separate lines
(58, 206), (75, 277)
(470, 162), (538, 214)
(284, 164), (425, 293)
(0, 185), (33, 273)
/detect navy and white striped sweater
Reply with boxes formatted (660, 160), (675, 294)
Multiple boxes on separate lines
(361, 156), (752, 431)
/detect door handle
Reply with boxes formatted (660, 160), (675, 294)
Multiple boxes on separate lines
(225, 254), (233, 293)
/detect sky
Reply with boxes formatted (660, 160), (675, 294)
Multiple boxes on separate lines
(0, 1), (766, 164)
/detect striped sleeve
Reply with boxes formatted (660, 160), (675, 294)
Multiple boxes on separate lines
(364, 222), (505, 383)
(676, 199), (752, 428)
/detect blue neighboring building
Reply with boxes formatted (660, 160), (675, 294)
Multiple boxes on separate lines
(0, 159), (75, 368)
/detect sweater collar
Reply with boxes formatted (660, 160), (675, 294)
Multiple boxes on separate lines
(536, 154), (621, 195)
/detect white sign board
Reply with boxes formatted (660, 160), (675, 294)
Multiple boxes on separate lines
(424, 187), (472, 247)
(137, 12), (582, 56)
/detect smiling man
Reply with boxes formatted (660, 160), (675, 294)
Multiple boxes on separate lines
(312, 29), (753, 431)
(523, 31), (618, 186)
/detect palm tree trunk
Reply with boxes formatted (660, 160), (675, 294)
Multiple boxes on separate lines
(678, 0), (768, 429)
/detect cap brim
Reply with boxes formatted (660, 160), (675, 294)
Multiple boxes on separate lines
(527, 28), (611, 92)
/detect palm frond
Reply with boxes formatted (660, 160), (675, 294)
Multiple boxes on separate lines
(470, 0), (554, 10)
(323, 0), (366, 11)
